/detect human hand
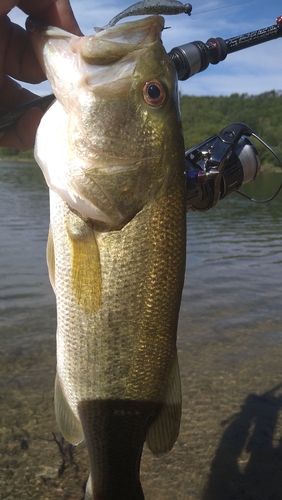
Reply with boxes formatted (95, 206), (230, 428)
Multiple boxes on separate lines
(0, 0), (82, 151)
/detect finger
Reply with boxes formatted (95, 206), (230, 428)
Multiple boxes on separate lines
(0, 75), (44, 150)
(7, 22), (46, 82)
(0, 106), (43, 150)
(0, 16), (46, 84)
(19, 0), (83, 35)
(0, 75), (39, 109)
(0, 1), (18, 17)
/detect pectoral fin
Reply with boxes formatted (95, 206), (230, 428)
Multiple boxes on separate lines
(67, 217), (102, 315)
(54, 374), (84, 445)
(146, 353), (182, 456)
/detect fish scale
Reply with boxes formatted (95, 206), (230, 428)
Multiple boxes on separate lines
(51, 179), (186, 405)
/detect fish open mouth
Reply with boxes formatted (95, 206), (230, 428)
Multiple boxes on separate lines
(27, 15), (164, 82)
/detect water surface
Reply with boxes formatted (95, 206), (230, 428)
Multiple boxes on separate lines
(1, 161), (282, 499)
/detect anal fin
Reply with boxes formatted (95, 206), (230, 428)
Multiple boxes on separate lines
(84, 474), (92, 500)
(146, 352), (182, 456)
(46, 225), (55, 291)
(55, 374), (84, 445)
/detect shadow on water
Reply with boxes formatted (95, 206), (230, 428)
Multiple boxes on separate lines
(203, 383), (282, 500)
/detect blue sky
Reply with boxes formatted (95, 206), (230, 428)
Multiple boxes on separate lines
(10, 0), (282, 96)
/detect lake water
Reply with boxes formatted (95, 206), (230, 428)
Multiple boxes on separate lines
(1, 161), (282, 500)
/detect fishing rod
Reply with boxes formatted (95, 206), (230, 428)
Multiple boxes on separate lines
(169, 14), (282, 80)
(0, 94), (55, 133)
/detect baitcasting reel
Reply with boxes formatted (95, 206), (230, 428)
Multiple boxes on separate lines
(185, 122), (282, 211)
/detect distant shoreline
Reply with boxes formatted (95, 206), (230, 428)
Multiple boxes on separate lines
(0, 157), (280, 173)
(0, 156), (37, 164)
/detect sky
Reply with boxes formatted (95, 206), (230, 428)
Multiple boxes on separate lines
(9, 0), (282, 97)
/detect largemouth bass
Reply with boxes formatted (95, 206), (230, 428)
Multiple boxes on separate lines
(29, 14), (186, 500)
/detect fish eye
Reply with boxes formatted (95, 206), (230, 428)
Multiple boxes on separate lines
(142, 80), (167, 107)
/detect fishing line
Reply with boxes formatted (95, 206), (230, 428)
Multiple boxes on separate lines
(191, 0), (255, 17)
(259, 139), (282, 163)
(236, 133), (282, 203)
